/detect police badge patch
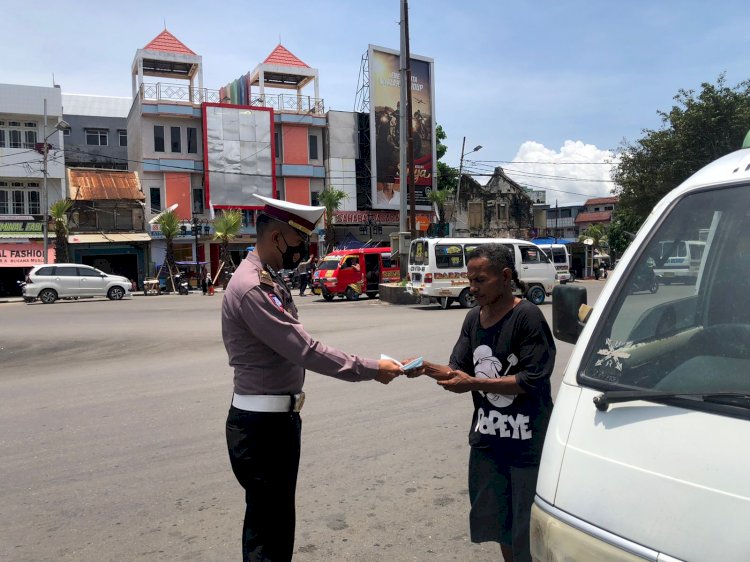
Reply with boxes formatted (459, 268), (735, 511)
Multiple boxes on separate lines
(266, 292), (284, 311)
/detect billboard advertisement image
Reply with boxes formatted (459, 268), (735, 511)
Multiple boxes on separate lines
(368, 45), (435, 210)
(202, 103), (276, 209)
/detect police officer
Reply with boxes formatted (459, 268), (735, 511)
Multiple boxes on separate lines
(222, 195), (403, 561)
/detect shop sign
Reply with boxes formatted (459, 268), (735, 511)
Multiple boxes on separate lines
(333, 210), (433, 225)
(0, 217), (44, 236)
(0, 243), (55, 266)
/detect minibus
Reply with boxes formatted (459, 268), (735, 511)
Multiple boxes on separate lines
(537, 243), (572, 283)
(311, 247), (399, 301)
(532, 145), (750, 562)
(653, 239), (706, 284)
(406, 237), (557, 308)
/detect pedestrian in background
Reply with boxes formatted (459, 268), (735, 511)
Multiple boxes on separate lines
(222, 195), (403, 562)
(297, 254), (313, 297)
(407, 243), (555, 562)
(200, 265), (209, 295)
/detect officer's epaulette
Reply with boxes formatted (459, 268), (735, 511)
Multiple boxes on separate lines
(259, 270), (275, 288)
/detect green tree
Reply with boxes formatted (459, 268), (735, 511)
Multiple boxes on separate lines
(436, 124), (458, 192)
(318, 187), (348, 253)
(579, 223), (608, 255)
(213, 209), (243, 283)
(613, 74), (750, 222)
(156, 209), (181, 288)
(49, 199), (72, 263)
(607, 208), (641, 258)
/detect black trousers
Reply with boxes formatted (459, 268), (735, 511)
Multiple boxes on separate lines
(298, 274), (308, 295)
(226, 406), (302, 562)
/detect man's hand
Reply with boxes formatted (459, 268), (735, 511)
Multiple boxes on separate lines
(375, 358), (403, 385)
(402, 360), (453, 381)
(437, 369), (476, 393)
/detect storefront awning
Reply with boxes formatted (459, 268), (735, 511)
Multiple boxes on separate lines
(68, 233), (152, 244)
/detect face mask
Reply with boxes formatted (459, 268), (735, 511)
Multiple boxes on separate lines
(277, 232), (309, 269)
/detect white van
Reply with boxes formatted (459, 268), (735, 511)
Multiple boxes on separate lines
(406, 237), (557, 308)
(653, 239), (706, 284)
(537, 243), (572, 283)
(531, 147), (750, 561)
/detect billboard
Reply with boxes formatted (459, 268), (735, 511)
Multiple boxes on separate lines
(368, 45), (435, 210)
(202, 103), (276, 209)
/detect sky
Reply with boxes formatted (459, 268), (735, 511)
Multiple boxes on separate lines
(4, 0), (750, 206)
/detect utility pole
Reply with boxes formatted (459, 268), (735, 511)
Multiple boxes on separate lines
(42, 99), (49, 264)
(398, 0), (408, 235)
(403, 0), (417, 236)
(555, 199), (559, 244)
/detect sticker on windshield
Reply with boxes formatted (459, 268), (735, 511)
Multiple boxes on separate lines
(595, 338), (632, 373)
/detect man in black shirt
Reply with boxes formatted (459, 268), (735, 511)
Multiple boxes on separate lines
(410, 243), (555, 562)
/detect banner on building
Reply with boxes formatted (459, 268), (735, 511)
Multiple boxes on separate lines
(0, 243), (54, 266)
(202, 104), (276, 209)
(368, 45), (435, 211)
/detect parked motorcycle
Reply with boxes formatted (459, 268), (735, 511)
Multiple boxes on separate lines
(631, 266), (659, 294)
(17, 280), (35, 303)
(173, 274), (190, 295)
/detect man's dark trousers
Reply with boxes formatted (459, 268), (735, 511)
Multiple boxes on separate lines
(226, 407), (302, 561)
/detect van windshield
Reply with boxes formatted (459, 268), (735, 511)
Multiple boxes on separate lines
(580, 183), (750, 408)
(317, 259), (340, 270)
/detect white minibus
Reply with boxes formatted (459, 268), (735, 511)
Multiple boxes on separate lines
(532, 145), (750, 562)
(406, 237), (557, 308)
(536, 243), (572, 283)
(653, 239), (706, 284)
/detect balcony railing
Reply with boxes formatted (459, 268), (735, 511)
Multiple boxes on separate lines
(249, 93), (325, 114)
(141, 82), (221, 104)
(140, 83), (324, 114)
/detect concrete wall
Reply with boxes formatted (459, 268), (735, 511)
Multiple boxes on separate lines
(63, 114), (128, 167)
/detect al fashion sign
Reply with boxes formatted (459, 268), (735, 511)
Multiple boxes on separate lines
(0, 243), (54, 266)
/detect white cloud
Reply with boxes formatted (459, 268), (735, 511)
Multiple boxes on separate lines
(495, 141), (619, 207)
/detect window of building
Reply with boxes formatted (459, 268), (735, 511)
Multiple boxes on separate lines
(308, 133), (319, 161)
(274, 131), (281, 158)
(149, 187), (161, 214)
(468, 201), (484, 229)
(171, 127), (181, 153)
(192, 188), (204, 214)
(496, 203), (508, 221)
(63, 128), (71, 136)
(0, 121), (37, 149)
(118, 130), (127, 147)
(85, 128), (108, 146)
(0, 180), (41, 215)
(187, 127), (197, 153)
(9, 130), (22, 148)
(242, 210), (256, 228)
(605, 205), (613, 210)
(154, 126), (165, 152)
(311, 191), (320, 206)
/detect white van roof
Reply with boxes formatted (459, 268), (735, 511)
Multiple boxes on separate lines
(413, 237), (536, 245)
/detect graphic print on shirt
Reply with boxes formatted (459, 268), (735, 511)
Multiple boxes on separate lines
(473, 345), (517, 408)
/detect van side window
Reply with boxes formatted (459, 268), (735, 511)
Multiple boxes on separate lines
(520, 246), (542, 263)
(435, 244), (464, 269)
(77, 267), (98, 276)
(35, 266), (54, 276)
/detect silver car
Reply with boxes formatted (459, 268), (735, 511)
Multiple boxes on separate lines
(23, 263), (131, 304)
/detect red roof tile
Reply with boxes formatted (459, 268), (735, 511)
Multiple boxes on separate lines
(144, 30), (196, 56)
(575, 211), (612, 224)
(584, 196), (618, 206)
(263, 44), (309, 68)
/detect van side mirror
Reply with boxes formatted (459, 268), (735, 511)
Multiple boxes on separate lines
(552, 285), (588, 343)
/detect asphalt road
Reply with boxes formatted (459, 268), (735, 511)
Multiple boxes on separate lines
(0, 281), (603, 562)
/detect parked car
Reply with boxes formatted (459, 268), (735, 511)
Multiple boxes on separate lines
(23, 264), (131, 304)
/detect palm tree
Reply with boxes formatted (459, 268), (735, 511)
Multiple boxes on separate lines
(156, 209), (181, 289)
(49, 199), (72, 263)
(579, 223), (607, 254)
(427, 188), (451, 237)
(213, 209), (243, 285)
(318, 187), (348, 253)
